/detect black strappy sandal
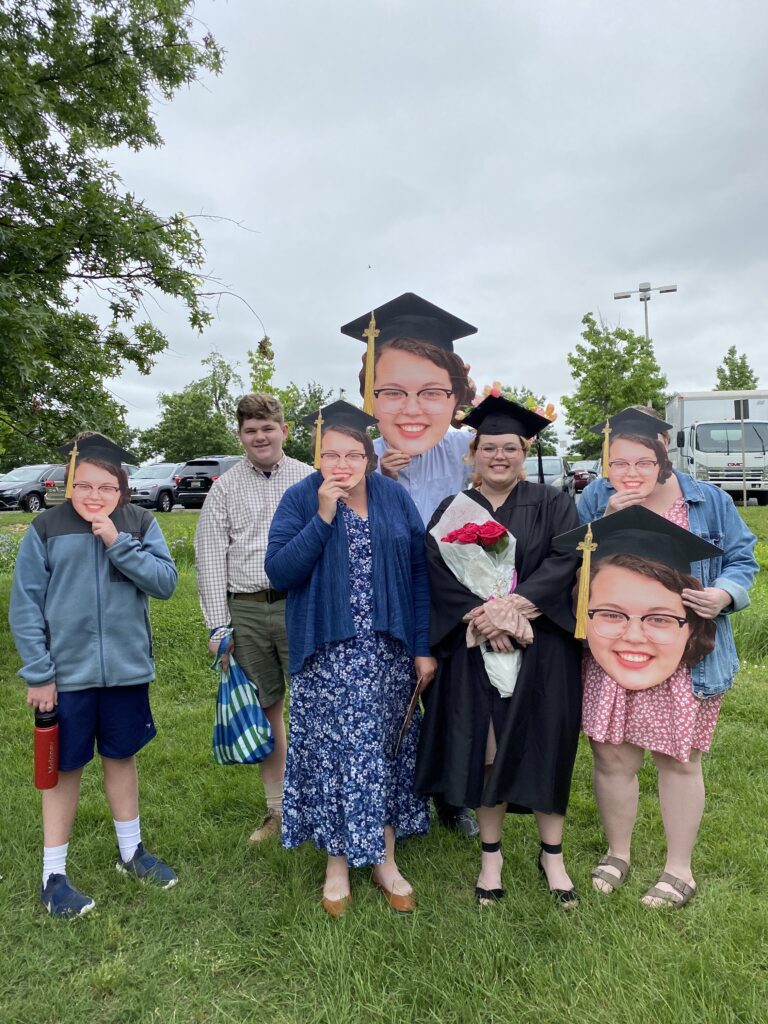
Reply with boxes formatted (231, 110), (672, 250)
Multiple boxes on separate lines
(475, 840), (505, 905)
(538, 841), (579, 908)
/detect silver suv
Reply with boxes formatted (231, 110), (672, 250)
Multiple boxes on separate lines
(129, 463), (184, 513)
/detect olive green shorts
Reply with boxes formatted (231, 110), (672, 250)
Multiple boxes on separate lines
(228, 596), (290, 708)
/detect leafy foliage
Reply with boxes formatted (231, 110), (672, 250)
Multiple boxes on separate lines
(715, 346), (759, 390)
(138, 353), (243, 462)
(0, 0), (222, 451)
(561, 313), (668, 458)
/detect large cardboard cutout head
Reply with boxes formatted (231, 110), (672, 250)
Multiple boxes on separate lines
(342, 293), (476, 456)
(554, 506), (720, 691)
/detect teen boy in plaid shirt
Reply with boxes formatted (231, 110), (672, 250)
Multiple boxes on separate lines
(195, 394), (313, 842)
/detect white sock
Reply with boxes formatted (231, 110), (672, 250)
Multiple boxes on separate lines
(263, 780), (284, 817)
(114, 816), (142, 863)
(43, 843), (68, 887)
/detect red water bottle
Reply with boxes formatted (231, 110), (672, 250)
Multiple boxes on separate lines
(34, 709), (59, 789)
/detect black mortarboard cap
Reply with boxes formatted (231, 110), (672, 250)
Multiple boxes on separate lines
(57, 433), (136, 467)
(300, 400), (378, 432)
(463, 395), (551, 439)
(554, 505), (723, 573)
(340, 292), (477, 353)
(589, 408), (673, 442)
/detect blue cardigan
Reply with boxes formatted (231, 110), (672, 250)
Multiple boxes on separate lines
(265, 472), (431, 675)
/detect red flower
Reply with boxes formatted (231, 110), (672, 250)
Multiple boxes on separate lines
(475, 521), (508, 547)
(441, 523), (482, 544)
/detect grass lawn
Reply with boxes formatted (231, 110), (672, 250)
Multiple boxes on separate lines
(1, 510), (767, 1024)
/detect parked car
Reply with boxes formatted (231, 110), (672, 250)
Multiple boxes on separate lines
(0, 464), (63, 512)
(564, 459), (599, 498)
(523, 455), (570, 489)
(129, 463), (184, 512)
(175, 456), (241, 509)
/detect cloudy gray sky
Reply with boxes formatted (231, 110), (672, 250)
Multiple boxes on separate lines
(105, 0), (768, 443)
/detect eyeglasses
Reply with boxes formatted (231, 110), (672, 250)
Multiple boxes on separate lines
(587, 608), (688, 643)
(372, 388), (454, 411)
(319, 452), (367, 465)
(476, 443), (524, 458)
(72, 482), (120, 497)
(607, 459), (659, 475)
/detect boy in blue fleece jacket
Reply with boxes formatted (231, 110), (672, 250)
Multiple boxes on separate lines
(9, 435), (179, 918)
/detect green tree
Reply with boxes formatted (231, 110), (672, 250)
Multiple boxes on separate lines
(0, 1), (222, 448)
(139, 354), (243, 463)
(561, 313), (668, 458)
(715, 346), (759, 390)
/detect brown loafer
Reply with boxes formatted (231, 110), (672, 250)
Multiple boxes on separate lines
(248, 809), (281, 844)
(371, 872), (416, 913)
(321, 894), (352, 918)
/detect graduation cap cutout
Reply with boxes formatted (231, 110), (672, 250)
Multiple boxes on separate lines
(553, 505), (723, 639)
(463, 395), (551, 439)
(57, 433), (136, 499)
(341, 293), (477, 414)
(301, 400), (378, 469)
(589, 408), (673, 478)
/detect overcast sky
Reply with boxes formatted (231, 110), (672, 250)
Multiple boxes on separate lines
(104, 0), (768, 444)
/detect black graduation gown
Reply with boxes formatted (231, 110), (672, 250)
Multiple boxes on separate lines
(414, 483), (582, 815)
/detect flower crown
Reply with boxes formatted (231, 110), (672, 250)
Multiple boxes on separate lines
(454, 381), (557, 429)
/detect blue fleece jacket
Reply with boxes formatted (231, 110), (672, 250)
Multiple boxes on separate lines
(265, 471), (431, 675)
(9, 502), (178, 691)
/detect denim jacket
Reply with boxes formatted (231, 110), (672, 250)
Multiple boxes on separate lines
(579, 471), (758, 698)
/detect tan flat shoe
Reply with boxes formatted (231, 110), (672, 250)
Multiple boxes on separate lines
(371, 872), (416, 913)
(321, 894), (352, 918)
(248, 809), (281, 844)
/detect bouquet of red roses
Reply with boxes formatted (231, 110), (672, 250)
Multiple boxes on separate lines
(430, 493), (522, 697)
(441, 520), (510, 558)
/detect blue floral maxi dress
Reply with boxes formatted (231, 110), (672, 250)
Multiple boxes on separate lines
(282, 504), (430, 867)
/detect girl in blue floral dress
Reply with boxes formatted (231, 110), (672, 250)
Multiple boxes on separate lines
(264, 403), (434, 917)
(265, 403), (434, 917)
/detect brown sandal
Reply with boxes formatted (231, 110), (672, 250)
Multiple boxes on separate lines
(591, 855), (629, 894)
(642, 872), (696, 909)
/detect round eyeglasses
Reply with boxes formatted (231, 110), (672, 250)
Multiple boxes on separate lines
(587, 608), (689, 644)
(72, 482), (120, 497)
(319, 452), (367, 465)
(372, 388), (454, 412)
(476, 443), (524, 458)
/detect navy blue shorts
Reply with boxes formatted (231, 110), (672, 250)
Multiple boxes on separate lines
(57, 685), (157, 772)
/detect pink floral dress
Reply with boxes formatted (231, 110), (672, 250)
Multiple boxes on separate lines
(581, 498), (722, 762)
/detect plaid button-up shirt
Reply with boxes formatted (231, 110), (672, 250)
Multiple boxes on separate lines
(194, 454), (314, 631)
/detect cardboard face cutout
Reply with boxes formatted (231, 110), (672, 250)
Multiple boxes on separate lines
(585, 564), (694, 691)
(368, 341), (471, 456)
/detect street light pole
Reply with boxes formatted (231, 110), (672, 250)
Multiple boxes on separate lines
(613, 282), (677, 341)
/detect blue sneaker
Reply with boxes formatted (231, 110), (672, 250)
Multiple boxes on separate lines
(116, 843), (177, 889)
(40, 873), (96, 919)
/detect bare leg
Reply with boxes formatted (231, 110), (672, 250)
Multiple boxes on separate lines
(323, 854), (350, 901)
(372, 825), (412, 896)
(642, 749), (704, 905)
(101, 756), (140, 821)
(534, 811), (574, 891)
(590, 740), (646, 892)
(260, 698), (287, 791)
(42, 768), (85, 847)
(475, 802), (506, 892)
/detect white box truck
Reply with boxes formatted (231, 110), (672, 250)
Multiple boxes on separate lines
(665, 390), (768, 504)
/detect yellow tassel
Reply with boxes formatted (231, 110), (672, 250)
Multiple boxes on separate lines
(362, 312), (379, 415)
(64, 441), (78, 499)
(601, 422), (611, 477)
(575, 523), (596, 639)
(313, 411), (323, 470)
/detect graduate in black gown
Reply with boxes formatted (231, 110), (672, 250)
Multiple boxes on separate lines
(414, 396), (583, 906)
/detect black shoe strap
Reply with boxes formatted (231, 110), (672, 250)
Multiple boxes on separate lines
(540, 840), (562, 855)
(481, 840), (502, 853)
